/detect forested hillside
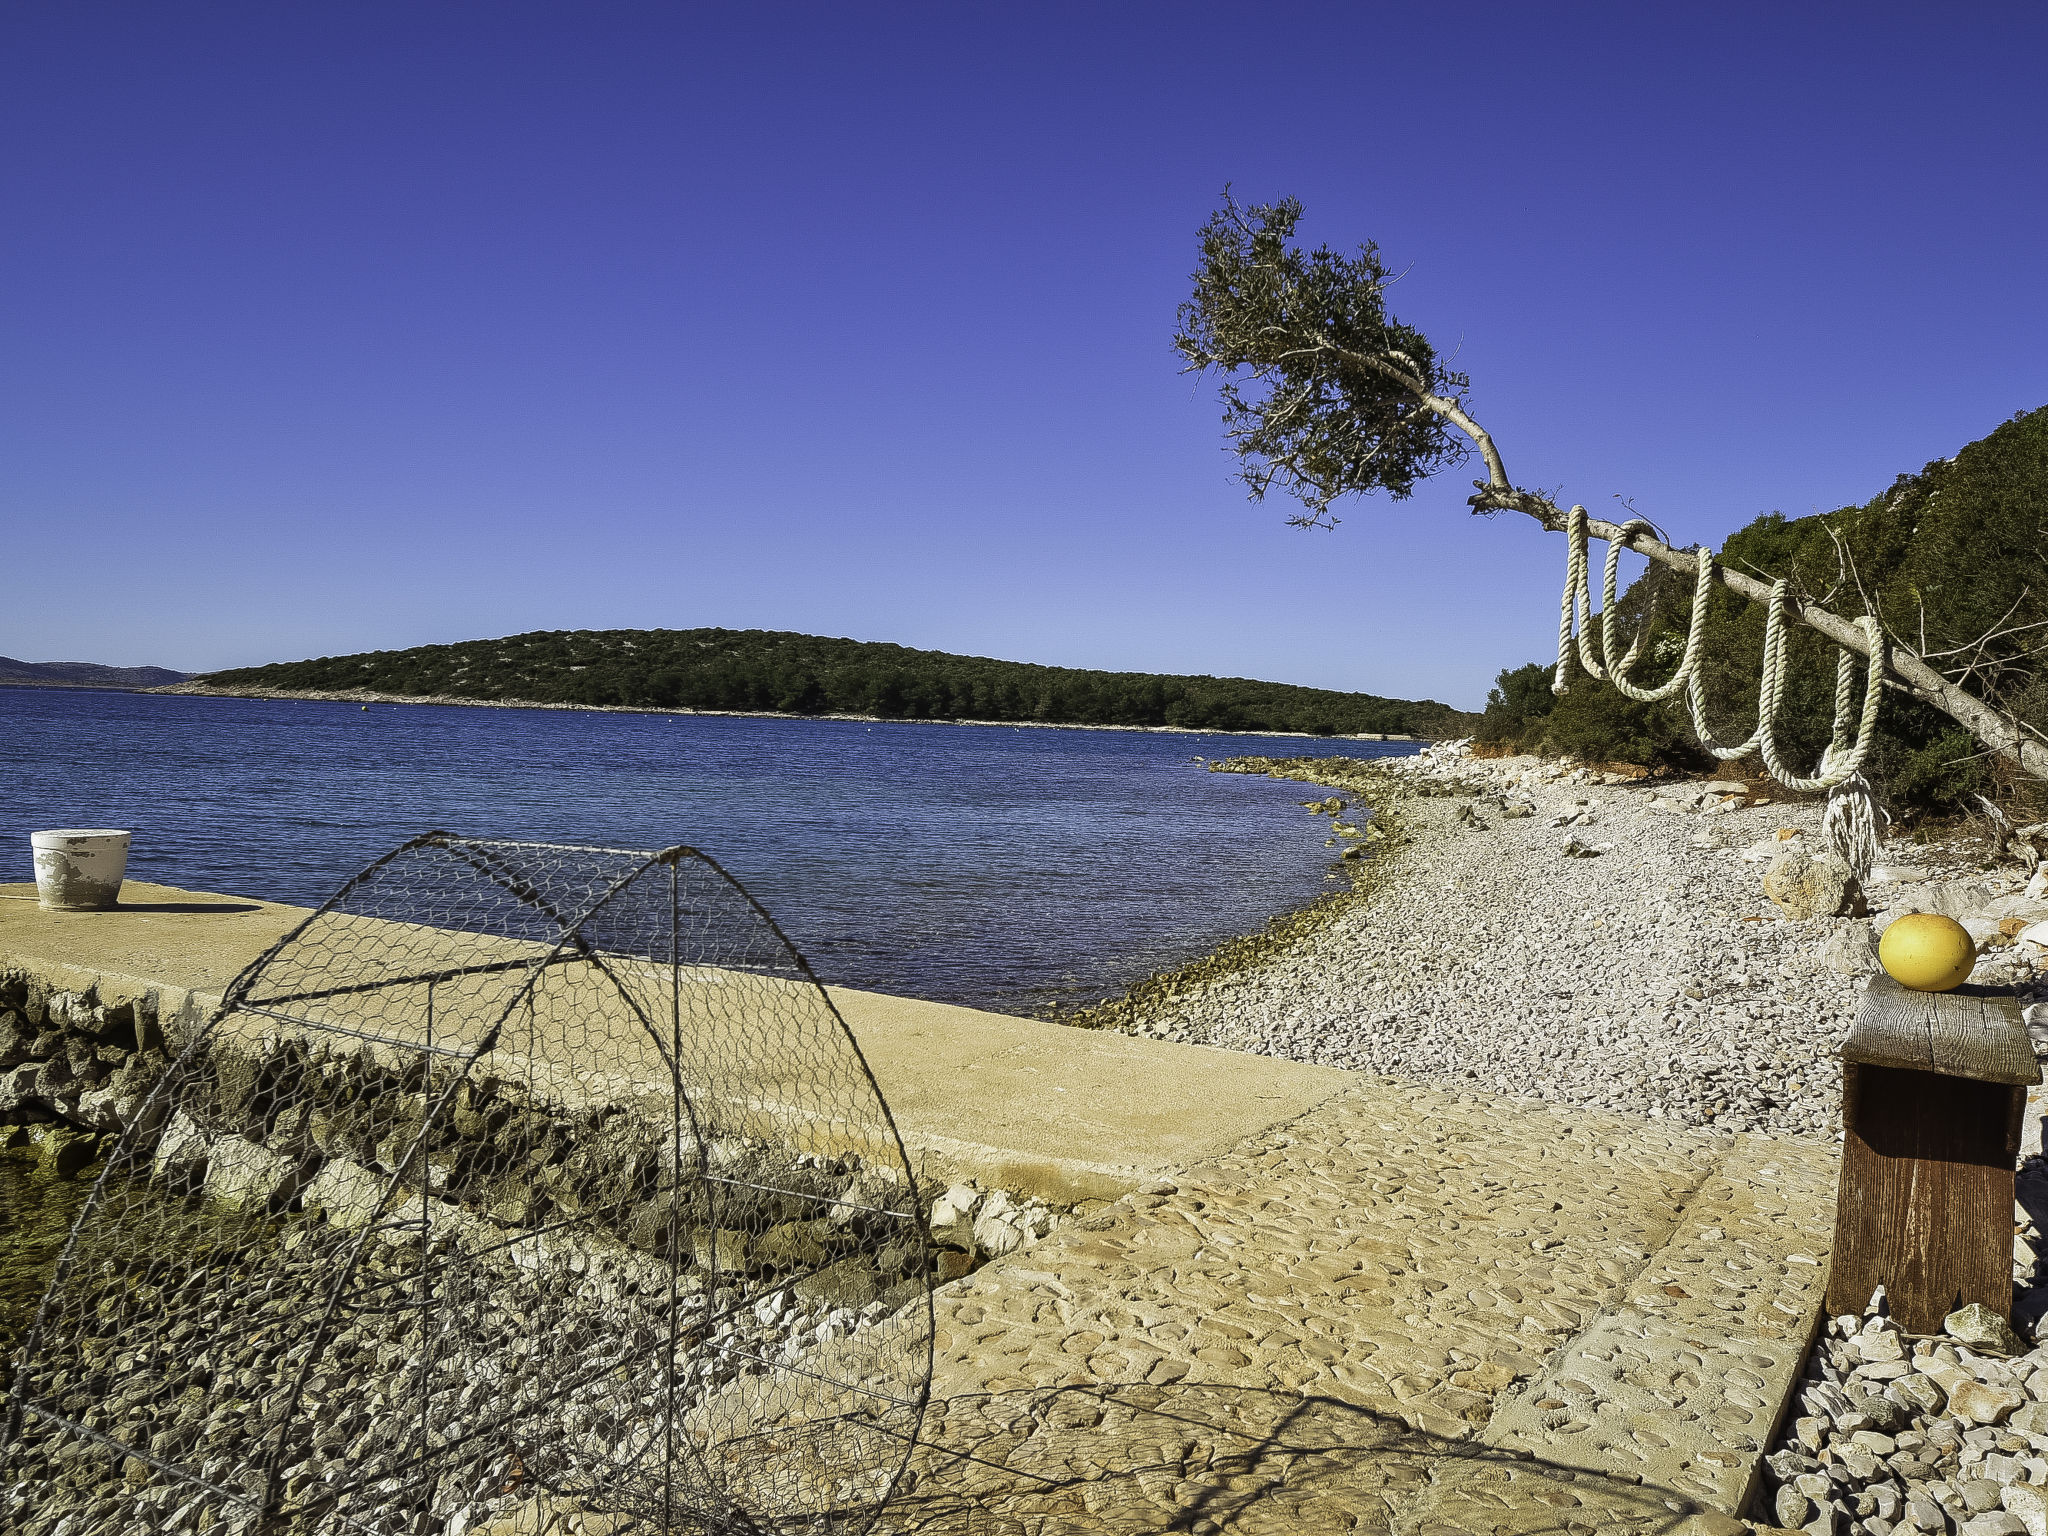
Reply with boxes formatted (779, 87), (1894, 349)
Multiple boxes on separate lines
(0, 657), (190, 688)
(194, 629), (1478, 738)
(1477, 404), (2048, 812)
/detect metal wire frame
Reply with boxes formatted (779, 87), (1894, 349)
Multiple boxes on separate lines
(2, 832), (935, 1536)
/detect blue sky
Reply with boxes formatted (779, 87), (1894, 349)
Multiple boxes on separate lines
(3, 4), (2042, 709)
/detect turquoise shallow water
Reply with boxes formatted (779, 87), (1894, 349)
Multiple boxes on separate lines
(0, 687), (1411, 1014)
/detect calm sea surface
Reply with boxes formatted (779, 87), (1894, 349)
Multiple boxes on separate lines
(1, 688), (1411, 1014)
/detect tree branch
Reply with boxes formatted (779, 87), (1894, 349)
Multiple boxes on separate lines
(1306, 354), (2048, 780)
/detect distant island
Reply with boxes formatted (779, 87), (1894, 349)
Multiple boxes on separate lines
(0, 657), (191, 689)
(163, 627), (1479, 738)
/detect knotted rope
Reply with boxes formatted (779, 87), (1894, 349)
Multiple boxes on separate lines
(1552, 505), (1885, 794)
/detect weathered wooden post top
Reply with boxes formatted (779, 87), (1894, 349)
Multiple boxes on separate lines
(1829, 974), (2041, 1335)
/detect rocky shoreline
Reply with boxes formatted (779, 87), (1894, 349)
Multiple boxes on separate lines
(1102, 744), (2048, 1535)
(142, 682), (1425, 742)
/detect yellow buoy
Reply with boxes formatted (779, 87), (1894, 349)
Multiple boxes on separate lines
(1878, 912), (1977, 992)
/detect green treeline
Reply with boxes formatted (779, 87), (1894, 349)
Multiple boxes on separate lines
(201, 630), (1479, 738)
(1478, 403), (2048, 814)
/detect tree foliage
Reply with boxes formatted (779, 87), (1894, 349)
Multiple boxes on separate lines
(199, 628), (1481, 739)
(1174, 193), (1470, 525)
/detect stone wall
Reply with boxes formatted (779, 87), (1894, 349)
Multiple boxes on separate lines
(0, 962), (1062, 1303)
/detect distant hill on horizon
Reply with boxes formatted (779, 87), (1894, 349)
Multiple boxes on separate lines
(0, 656), (191, 689)
(188, 627), (1479, 738)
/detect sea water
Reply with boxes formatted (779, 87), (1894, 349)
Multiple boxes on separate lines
(0, 688), (1413, 1014)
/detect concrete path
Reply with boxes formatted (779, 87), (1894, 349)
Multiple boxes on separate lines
(1, 882), (1839, 1531)
(883, 1078), (1835, 1534)
(0, 882), (1354, 1202)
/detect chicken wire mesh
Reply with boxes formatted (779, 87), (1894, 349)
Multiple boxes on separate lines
(1, 834), (934, 1535)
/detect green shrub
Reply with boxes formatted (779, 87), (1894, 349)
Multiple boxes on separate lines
(1477, 662), (1555, 747)
(1537, 682), (1701, 772)
(1881, 728), (1991, 818)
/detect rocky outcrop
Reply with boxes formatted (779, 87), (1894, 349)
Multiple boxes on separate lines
(1763, 844), (1862, 921)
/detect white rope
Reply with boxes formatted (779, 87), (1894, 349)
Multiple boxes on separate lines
(1553, 505), (1886, 793)
(1822, 769), (1882, 883)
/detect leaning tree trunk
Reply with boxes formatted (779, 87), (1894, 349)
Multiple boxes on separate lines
(1364, 360), (2048, 784)
(1463, 492), (2048, 784)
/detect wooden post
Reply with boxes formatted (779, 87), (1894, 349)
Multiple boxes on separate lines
(1829, 975), (2040, 1334)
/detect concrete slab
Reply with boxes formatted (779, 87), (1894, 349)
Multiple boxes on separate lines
(877, 1077), (1836, 1532)
(0, 881), (1356, 1202)
(828, 986), (1356, 1202)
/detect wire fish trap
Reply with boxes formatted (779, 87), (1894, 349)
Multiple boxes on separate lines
(2, 835), (934, 1535)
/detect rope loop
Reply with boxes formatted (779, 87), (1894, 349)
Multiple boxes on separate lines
(1553, 509), (1885, 792)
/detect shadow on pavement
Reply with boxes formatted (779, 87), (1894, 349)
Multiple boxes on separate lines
(880, 1381), (1726, 1535)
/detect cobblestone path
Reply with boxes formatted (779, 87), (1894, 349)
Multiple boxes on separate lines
(883, 1077), (1837, 1535)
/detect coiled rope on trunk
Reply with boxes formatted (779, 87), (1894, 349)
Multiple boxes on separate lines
(1552, 505), (1885, 794)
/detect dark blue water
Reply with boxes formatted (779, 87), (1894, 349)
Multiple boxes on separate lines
(0, 689), (1411, 1013)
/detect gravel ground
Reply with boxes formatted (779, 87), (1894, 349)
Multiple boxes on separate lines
(1760, 1288), (2048, 1536)
(1121, 746), (2039, 1144)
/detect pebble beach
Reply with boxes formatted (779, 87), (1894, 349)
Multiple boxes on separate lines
(1117, 745), (2041, 1145)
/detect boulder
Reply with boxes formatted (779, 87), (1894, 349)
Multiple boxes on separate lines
(1950, 1378), (2027, 1425)
(1930, 881), (1999, 920)
(689, 1226), (751, 1274)
(204, 1136), (310, 1214)
(755, 1220), (832, 1273)
(302, 1156), (386, 1230)
(559, 1117), (659, 1212)
(2002, 1484), (2048, 1536)
(973, 1191), (1028, 1258)
(828, 1168), (902, 1228)
(72, 1083), (127, 1132)
(1947, 1302), (2025, 1355)
(1984, 896), (2048, 923)
(1892, 1372), (1947, 1415)
(1963, 916), (2007, 946)
(1847, 1386), (1908, 1433)
(1763, 848), (1858, 921)
(622, 1187), (689, 1251)
(795, 1257), (882, 1309)
(35, 1126), (98, 1181)
(152, 1109), (212, 1185)
(0, 1013), (30, 1069)
(929, 1183), (982, 1250)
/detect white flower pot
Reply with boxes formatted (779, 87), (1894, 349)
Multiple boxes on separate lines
(30, 829), (131, 911)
